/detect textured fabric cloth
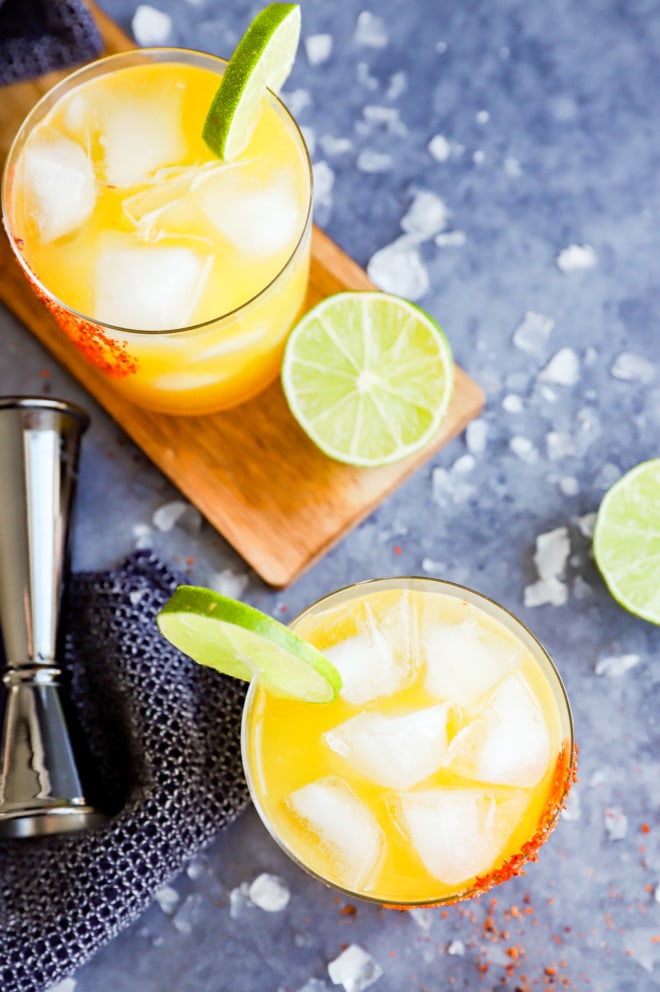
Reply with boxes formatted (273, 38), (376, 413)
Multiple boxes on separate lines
(0, 551), (250, 992)
(0, 0), (103, 85)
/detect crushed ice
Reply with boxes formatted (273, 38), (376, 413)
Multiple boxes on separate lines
(540, 347), (580, 386)
(132, 4), (172, 45)
(401, 190), (451, 240)
(428, 134), (451, 162)
(327, 944), (383, 992)
(546, 430), (575, 461)
(524, 527), (570, 607)
(305, 34), (333, 65)
(558, 476), (579, 496)
(556, 243), (597, 272)
(595, 653), (641, 677)
(354, 12), (389, 48)
(610, 351), (655, 383)
(509, 436), (538, 463)
(367, 237), (429, 301)
(512, 311), (554, 359)
(357, 151), (393, 173)
(152, 499), (201, 533)
(435, 230), (466, 246)
(502, 394), (524, 413)
(46, 981), (77, 992)
(209, 569), (249, 599)
(154, 883), (179, 914)
(172, 893), (205, 934)
(604, 806), (628, 840)
(248, 873), (290, 912)
(465, 419), (488, 454)
(447, 939), (465, 955)
(577, 512), (597, 538)
(562, 785), (581, 821)
(431, 466), (477, 504)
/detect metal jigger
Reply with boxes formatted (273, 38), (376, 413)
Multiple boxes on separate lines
(0, 396), (105, 837)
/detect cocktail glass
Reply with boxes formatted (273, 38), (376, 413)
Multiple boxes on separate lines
(242, 576), (575, 907)
(2, 48), (313, 415)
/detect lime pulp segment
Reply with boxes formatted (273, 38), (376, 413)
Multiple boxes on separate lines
(281, 291), (455, 467)
(593, 458), (660, 625)
(157, 585), (341, 701)
(202, 3), (302, 160)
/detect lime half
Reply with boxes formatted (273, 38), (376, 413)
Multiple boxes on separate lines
(281, 291), (455, 467)
(157, 585), (341, 701)
(593, 458), (660, 625)
(202, 3), (302, 160)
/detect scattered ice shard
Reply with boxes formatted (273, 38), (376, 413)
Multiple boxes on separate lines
(512, 311), (554, 359)
(610, 351), (656, 383)
(594, 653), (640, 677)
(540, 347), (580, 386)
(447, 673), (551, 788)
(324, 705), (450, 789)
(367, 237), (429, 300)
(401, 190), (451, 240)
(209, 569), (249, 599)
(94, 233), (211, 330)
(465, 419), (488, 454)
(305, 33), (333, 64)
(428, 134), (451, 162)
(397, 787), (527, 886)
(248, 873), (290, 911)
(22, 132), (96, 243)
(556, 243), (597, 272)
(100, 89), (186, 187)
(132, 4), (172, 45)
(198, 167), (301, 256)
(357, 151), (393, 173)
(422, 614), (523, 708)
(153, 883), (179, 914)
(524, 526), (570, 608)
(604, 806), (628, 840)
(354, 11), (389, 48)
(327, 944), (383, 992)
(547, 430), (575, 461)
(322, 599), (413, 706)
(288, 778), (383, 890)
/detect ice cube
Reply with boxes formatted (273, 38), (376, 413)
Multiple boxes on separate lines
(324, 704), (450, 789)
(322, 601), (413, 706)
(100, 90), (186, 187)
(287, 777), (383, 890)
(94, 233), (211, 331)
(22, 132), (96, 243)
(248, 873), (290, 912)
(397, 787), (527, 886)
(197, 166), (302, 256)
(447, 673), (551, 787)
(327, 944), (383, 992)
(422, 614), (523, 708)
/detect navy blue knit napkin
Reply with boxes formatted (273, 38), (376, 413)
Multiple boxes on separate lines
(0, 0), (103, 85)
(0, 550), (250, 992)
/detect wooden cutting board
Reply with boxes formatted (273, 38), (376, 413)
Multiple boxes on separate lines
(0, 4), (485, 588)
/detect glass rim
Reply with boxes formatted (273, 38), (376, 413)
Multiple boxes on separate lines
(1, 46), (314, 337)
(241, 574), (576, 908)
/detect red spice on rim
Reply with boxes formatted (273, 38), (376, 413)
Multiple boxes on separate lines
(24, 264), (138, 379)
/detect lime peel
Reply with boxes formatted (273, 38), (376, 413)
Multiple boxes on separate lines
(593, 458), (660, 625)
(281, 291), (455, 468)
(202, 3), (302, 160)
(157, 585), (342, 702)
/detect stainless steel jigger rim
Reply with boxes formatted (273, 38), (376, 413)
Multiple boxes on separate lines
(0, 394), (91, 423)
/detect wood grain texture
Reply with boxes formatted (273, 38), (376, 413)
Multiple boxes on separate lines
(0, 4), (485, 587)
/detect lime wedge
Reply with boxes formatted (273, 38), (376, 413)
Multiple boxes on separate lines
(593, 458), (660, 625)
(157, 585), (341, 701)
(202, 3), (302, 160)
(281, 291), (455, 467)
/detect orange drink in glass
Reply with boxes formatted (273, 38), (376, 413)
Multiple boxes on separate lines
(2, 49), (312, 415)
(242, 577), (575, 906)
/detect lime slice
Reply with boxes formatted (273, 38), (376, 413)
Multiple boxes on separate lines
(202, 3), (302, 160)
(281, 291), (455, 467)
(157, 585), (341, 701)
(593, 458), (660, 625)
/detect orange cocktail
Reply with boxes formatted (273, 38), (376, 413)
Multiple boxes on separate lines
(243, 577), (575, 906)
(2, 49), (312, 415)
